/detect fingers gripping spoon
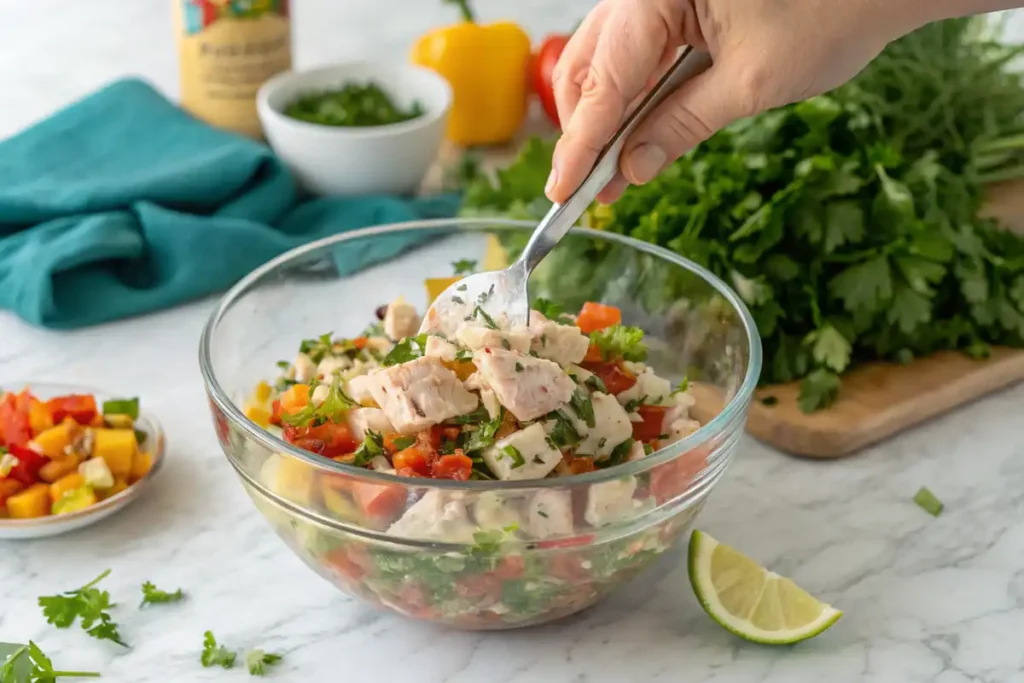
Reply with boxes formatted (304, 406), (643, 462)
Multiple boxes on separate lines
(420, 47), (713, 336)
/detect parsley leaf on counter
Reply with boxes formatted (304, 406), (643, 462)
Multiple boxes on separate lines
(200, 631), (236, 669)
(1, 641), (99, 682)
(140, 581), (185, 608)
(589, 325), (648, 362)
(245, 649), (283, 677)
(38, 569), (128, 647)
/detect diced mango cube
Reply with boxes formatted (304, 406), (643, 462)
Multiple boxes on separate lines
(50, 473), (85, 503)
(33, 422), (76, 458)
(39, 455), (83, 483)
(29, 400), (54, 436)
(130, 451), (153, 482)
(255, 381), (272, 404)
(91, 428), (136, 477)
(245, 405), (272, 428)
(7, 483), (51, 519)
(98, 477), (128, 500)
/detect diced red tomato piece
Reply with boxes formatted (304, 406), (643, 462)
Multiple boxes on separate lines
(547, 552), (592, 581)
(285, 420), (358, 458)
(0, 392), (32, 448)
(632, 405), (669, 443)
(575, 302), (622, 334)
(6, 444), (46, 486)
(562, 454), (597, 475)
(418, 426), (443, 451)
(323, 547), (368, 581)
(431, 452), (473, 480)
(455, 573), (503, 600)
(45, 394), (97, 425)
(269, 399), (283, 426)
(536, 534), (595, 550)
(650, 443), (712, 504)
(289, 437), (326, 455)
(350, 481), (407, 520)
(352, 337), (369, 350)
(393, 445), (432, 476)
(581, 360), (637, 395)
(396, 467), (423, 478)
(583, 343), (603, 363)
(493, 555), (525, 580)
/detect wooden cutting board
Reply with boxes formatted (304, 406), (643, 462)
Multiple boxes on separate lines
(426, 128), (1024, 459)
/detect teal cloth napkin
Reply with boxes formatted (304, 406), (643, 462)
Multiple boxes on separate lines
(0, 78), (459, 329)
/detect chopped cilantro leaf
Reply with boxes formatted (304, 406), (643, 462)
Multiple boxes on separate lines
(502, 445), (526, 468)
(299, 332), (334, 364)
(140, 581), (185, 607)
(569, 389), (596, 427)
(282, 378), (356, 427)
(451, 295), (465, 305)
(596, 438), (635, 469)
(669, 376), (690, 395)
(449, 404), (490, 425)
(533, 297), (564, 320)
(452, 259), (477, 276)
(798, 369), (841, 413)
(457, 283), (468, 291)
(760, 395), (779, 406)
(382, 334), (429, 366)
(391, 436), (416, 451)
(276, 360), (290, 370)
(584, 375), (608, 393)
(349, 430), (385, 466)
(38, 569), (128, 647)
(546, 411), (581, 449)
(470, 524), (518, 554)
(590, 325), (648, 362)
(623, 396), (646, 413)
(200, 631), (236, 669)
(464, 409), (505, 451)
(514, 361), (524, 372)
(474, 306), (498, 329)
(246, 649), (283, 676)
(454, 348), (473, 362)
(537, 510), (549, 518)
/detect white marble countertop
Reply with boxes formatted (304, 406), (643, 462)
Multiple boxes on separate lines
(2, 2), (1024, 682)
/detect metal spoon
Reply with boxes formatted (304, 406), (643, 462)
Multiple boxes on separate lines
(420, 47), (713, 335)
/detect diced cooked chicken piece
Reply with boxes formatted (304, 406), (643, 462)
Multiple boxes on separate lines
(472, 348), (574, 422)
(346, 374), (375, 404)
(526, 490), (574, 539)
(365, 357), (479, 435)
(388, 490), (477, 543)
(456, 321), (532, 354)
(293, 352), (317, 383)
(627, 440), (647, 462)
(384, 297), (420, 341)
(585, 476), (639, 527)
(463, 371), (487, 393)
(364, 336), (393, 354)
(311, 384), (330, 406)
(425, 335), (459, 362)
(529, 311), (590, 366)
(665, 418), (701, 445)
(575, 393), (633, 459)
(479, 388), (501, 420)
(474, 491), (524, 530)
(660, 390), (699, 444)
(616, 367), (673, 408)
(346, 407), (395, 442)
(482, 423), (563, 481)
(317, 355), (352, 379)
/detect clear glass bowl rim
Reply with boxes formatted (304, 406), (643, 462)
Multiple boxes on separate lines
(198, 218), (762, 491)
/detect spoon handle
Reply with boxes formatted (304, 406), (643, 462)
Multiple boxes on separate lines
(518, 46), (714, 272)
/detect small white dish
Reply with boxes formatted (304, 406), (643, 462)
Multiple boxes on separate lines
(0, 383), (166, 540)
(257, 61), (452, 196)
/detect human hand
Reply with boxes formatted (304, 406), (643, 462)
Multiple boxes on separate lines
(545, 0), (923, 204)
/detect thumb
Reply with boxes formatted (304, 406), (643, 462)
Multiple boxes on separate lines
(621, 62), (754, 185)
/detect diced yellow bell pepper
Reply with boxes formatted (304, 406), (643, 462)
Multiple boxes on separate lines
(32, 421), (76, 459)
(7, 483), (51, 519)
(245, 405), (272, 428)
(425, 276), (462, 305)
(98, 477), (128, 500)
(39, 455), (83, 483)
(50, 473), (85, 503)
(29, 400), (54, 436)
(52, 485), (97, 515)
(130, 451), (153, 482)
(91, 428), (137, 478)
(255, 381), (272, 404)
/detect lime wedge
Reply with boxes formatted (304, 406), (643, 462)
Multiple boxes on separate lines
(687, 530), (842, 644)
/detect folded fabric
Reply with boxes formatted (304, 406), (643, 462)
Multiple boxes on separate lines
(0, 78), (459, 329)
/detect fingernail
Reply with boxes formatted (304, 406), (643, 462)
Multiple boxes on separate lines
(545, 166), (559, 196)
(626, 144), (667, 184)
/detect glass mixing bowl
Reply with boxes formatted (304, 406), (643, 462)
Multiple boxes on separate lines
(199, 218), (761, 629)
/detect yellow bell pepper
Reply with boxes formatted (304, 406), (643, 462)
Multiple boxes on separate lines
(410, 0), (531, 146)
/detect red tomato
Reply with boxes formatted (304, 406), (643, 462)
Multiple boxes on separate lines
(575, 302), (622, 334)
(431, 453), (473, 480)
(455, 573), (503, 600)
(562, 454), (596, 475)
(393, 445), (432, 476)
(650, 443), (712, 504)
(349, 481), (407, 520)
(493, 555), (526, 580)
(285, 420), (358, 458)
(532, 34), (570, 128)
(323, 547), (368, 582)
(0, 392), (32, 448)
(581, 360), (637, 395)
(6, 444), (46, 486)
(418, 426), (443, 451)
(632, 405), (668, 443)
(269, 399), (283, 427)
(289, 437), (326, 455)
(351, 337), (369, 350)
(396, 467), (423, 478)
(547, 553), (592, 582)
(46, 394), (97, 425)
(536, 534), (595, 550)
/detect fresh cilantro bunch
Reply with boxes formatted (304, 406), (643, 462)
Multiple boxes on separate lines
(0, 641), (99, 682)
(461, 18), (1024, 412)
(37, 570), (128, 648)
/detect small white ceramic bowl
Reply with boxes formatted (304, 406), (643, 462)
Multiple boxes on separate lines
(257, 62), (452, 197)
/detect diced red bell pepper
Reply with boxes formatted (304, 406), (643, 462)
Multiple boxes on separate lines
(632, 405), (668, 443)
(46, 394), (98, 425)
(393, 444), (432, 477)
(580, 360), (637, 395)
(6, 444), (46, 486)
(285, 420), (358, 458)
(0, 391), (32, 448)
(431, 452), (473, 480)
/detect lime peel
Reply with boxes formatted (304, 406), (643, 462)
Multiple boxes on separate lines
(687, 530), (842, 645)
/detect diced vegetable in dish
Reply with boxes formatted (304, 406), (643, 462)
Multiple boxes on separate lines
(0, 388), (153, 520)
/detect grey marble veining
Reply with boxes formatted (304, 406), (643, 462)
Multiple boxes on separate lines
(2, 2), (1024, 681)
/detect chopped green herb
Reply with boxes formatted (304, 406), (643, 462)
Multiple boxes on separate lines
(501, 445), (526, 468)
(200, 631), (236, 669)
(457, 284), (468, 292)
(501, 338), (511, 350)
(760, 395), (779, 406)
(913, 487), (944, 517)
(546, 411), (581, 449)
(590, 325), (648, 362)
(643, 443), (654, 456)
(540, 333), (548, 347)
(584, 375), (608, 394)
(102, 397), (139, 419)
(598, 437), (607, 449)
(536, 510), (549, 518)
(276, 360), (290, 370)
(360, 321), (385, 338)
(533, 297), (565, 321)
(532, 455), (546, 465)
(452, 259), (478, 276)
(670, 377), (690, 396)
(0, 641), (99, 682)
(38, 569), (128, 647)
(473, 306), (498, 329)
(349, 430), (385, 467)
(245, 649), (283, 676)
(453, 348), (473, 362)
(449, 404), (490, 425)
(597, 438), (635, 469)
(514, 362), (524, 372)
(391, 436), (416, 451)
(623, 396), (647, 413)
(470, 524), (518, 554)
(382, 333), (429, 366)
(569, 389), (596, 428)
(451, 295), (465, 305)
(464, 409), (506, 451)
(299, 332), (334, 364)
(477, 284), (495, 304)
(140, 581), (185, 608)
(284, 82), (423, 127)
(281, 378), (356, 427)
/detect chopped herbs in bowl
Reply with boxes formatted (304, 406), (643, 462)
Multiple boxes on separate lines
(284, 82), (424, 128)
(200, 220), (760, 629)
